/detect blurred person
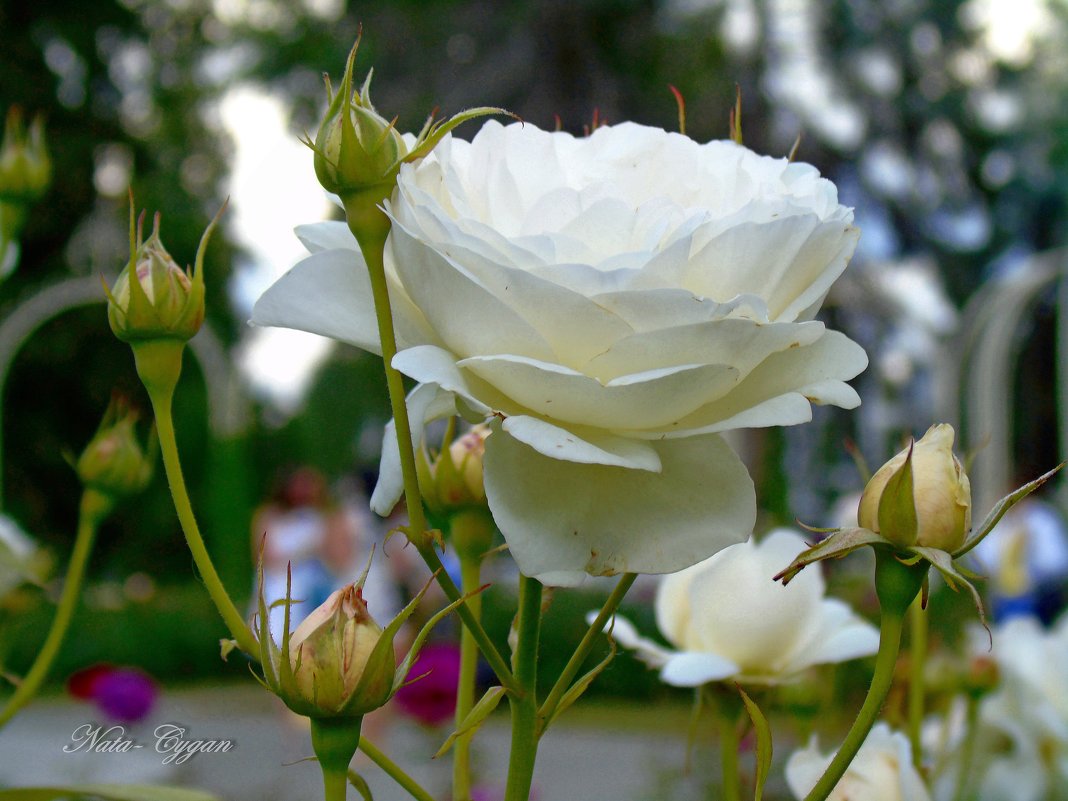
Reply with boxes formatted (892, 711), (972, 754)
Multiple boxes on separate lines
(250, 466), (334, 639)
(972, 495), (1068, 624)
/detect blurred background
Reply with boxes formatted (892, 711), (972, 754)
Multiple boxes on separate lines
(1, 0), (1066, 798)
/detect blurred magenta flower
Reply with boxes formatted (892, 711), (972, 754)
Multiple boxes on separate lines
(393, 642), (460, 726)
(67, 664), (158, 723)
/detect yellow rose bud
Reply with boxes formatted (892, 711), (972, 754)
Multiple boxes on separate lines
(287, 584), (394, 717)
(858, 423), (972, 551)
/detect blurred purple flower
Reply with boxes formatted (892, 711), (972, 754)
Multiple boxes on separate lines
(393, 642), (460, 726)
(68, 664), (157, 723)
(93, 667), (157, 722)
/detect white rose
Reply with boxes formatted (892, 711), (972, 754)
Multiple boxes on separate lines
(786, 722), (932, 801)
(970, 615), (1068, 801)
(595, 529), (879, 685)
(253, 120), (867, 584)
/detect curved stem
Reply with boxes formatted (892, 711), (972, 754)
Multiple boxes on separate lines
(351, 224), (516, 693)
(908, 594), (928, 768)
(0, 489), (108, 729)
(537, 573), (636, 731)
(504, 575), (543, 801)
(453, 550), (483, 801)
(357, 737), (436, 801)
(802, 550), (923, 801)
(150, 391), (257, 655)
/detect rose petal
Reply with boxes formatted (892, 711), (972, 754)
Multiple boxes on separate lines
(781, 598), (880, 674)
(459, 354), (740, 430)
(583, 318), (825, 382)
(483, 430), (755, 584)
(251, 248), (433, 354)
(390, 219), (563, 365)
(638, 329), (868, 438)
(501, 415), (661, 472)
(294, 221), (357, 253)
(584, 612), (674, 669)
(659, 652), (740, 687)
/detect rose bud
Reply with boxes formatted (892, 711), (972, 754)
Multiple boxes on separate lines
(313, 56), (408, 201)
(107, 210), (208, 345)
(858, 423), (972, 552)
(75, 396), (155, 501)
(286, 584), (394, 717)
(0, 107), (51, 204)
(417, 424), (491, 517)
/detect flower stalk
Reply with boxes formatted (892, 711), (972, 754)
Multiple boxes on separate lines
(717, 705), (743, 801)
(0, 489), (110, 729)
(451, 510), (493, 801)
(504, 574), (543, 801)
(343, 212), (517, 695)
(537, 572), (636, 733)
(802, 549), (926, 801)
(312, 716), (364, 801)
(908, 594), (928, 769)
(150, 388), (258, 655)
(357, 737), (437, 801)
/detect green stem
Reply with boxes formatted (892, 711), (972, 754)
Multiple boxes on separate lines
(150, 390), (257, 656)
(802, 551), (924, 801)
(537, 573), (636, 732)
(908, 594), (928, 769)
(504, 575), (543, 801)
(348, 221), (516, 694)
(0, 489), (109, 729)
(311, 716), (363, 801)
(718, 709), (742, 801)
(357, 737), (436, 801)
(453, 549), (483, 801)
(322, 768), (348, 801)
(952, 696), (980, 801)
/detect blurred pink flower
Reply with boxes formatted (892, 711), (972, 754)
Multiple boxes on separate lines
(393, 642), (460, 726)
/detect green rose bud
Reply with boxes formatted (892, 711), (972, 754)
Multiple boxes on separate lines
(858, 423), (972, 551)
(313, 61), (408, 200)
(75, 396), (155, 500)
(416, 423), (490, 518)
(287, 584), (394, 717)
(107, 210), (207, 345)
(0, 107), (51, 204)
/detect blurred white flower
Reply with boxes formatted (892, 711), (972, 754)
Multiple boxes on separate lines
(786, 722), (932, 801)
(0, 513), (41, 600)
(254, 121), (867, 584)
(928, 615), (1068, 801)
(595, 529), (878, 685)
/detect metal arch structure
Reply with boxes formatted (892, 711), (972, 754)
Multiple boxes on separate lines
(936, 248), (1068, 518)
(0, 274), (251, 508)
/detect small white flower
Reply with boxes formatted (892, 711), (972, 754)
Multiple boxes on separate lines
(786, 722), (932, 801)
(596, 529), (879, 685)
(254, 121), (867, 584)
(0, 513), (40, 600)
